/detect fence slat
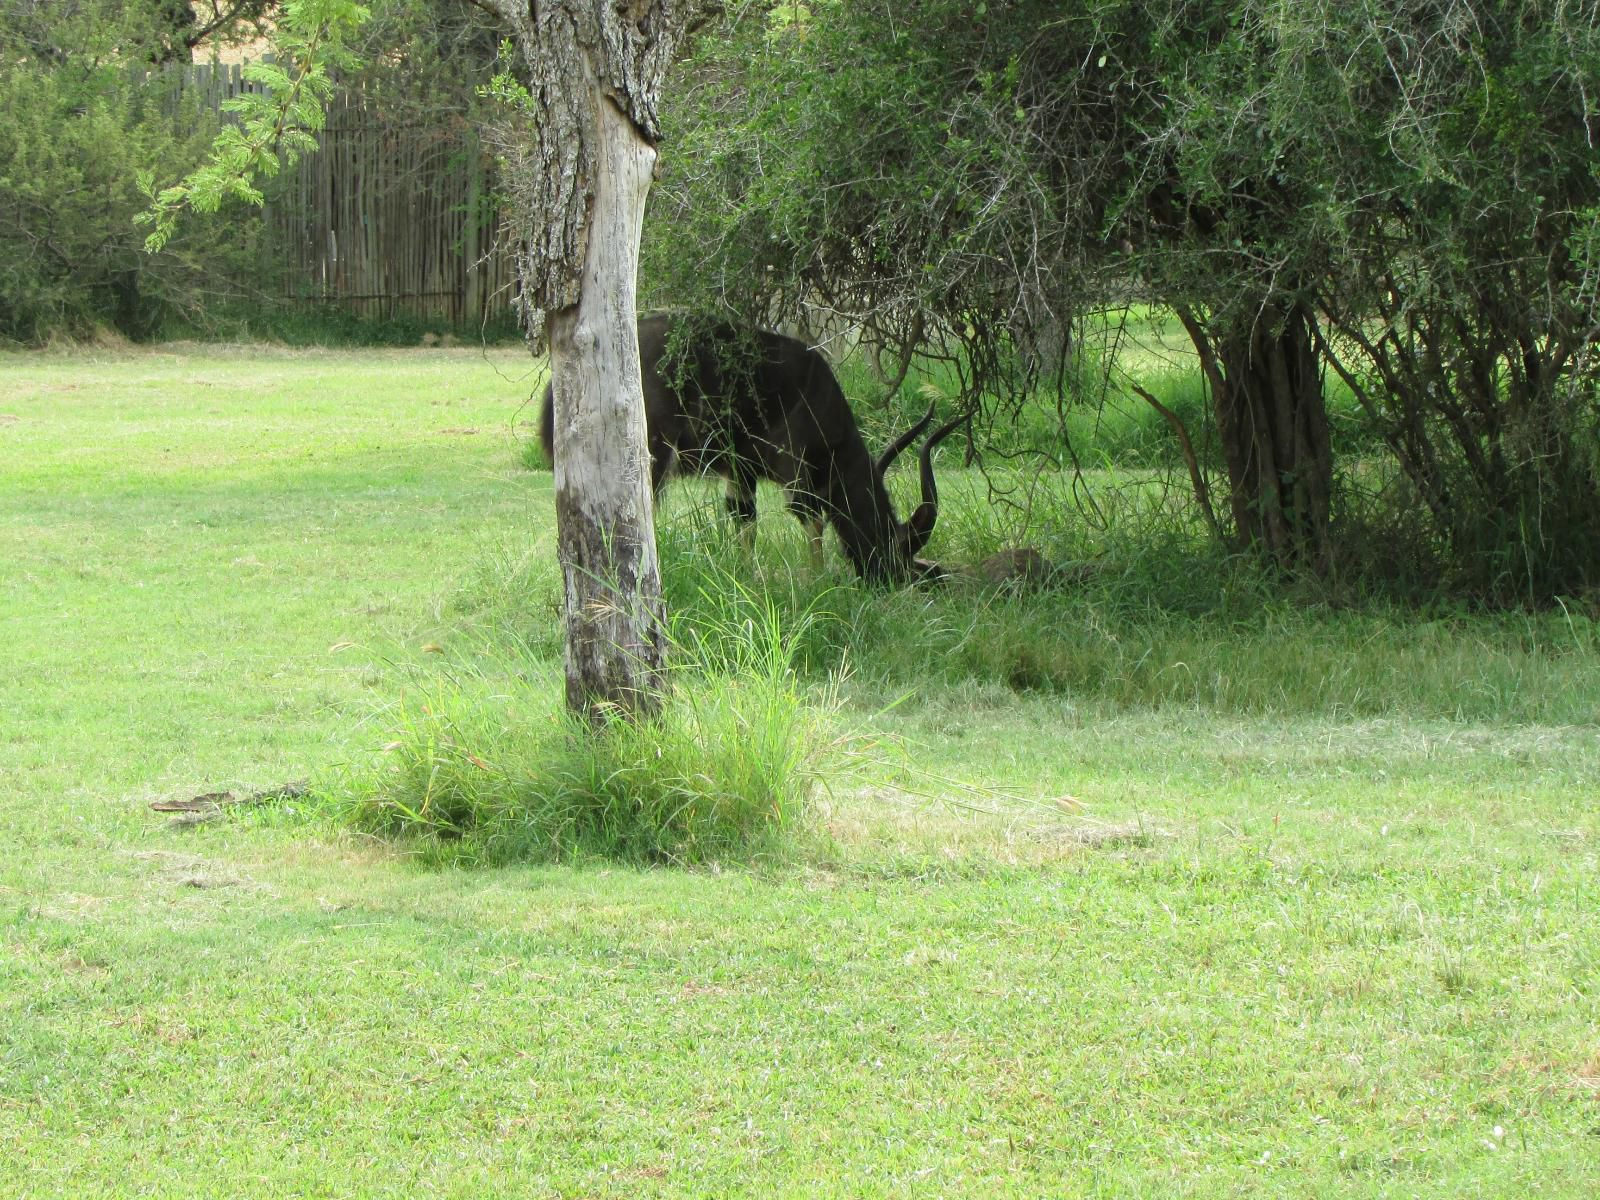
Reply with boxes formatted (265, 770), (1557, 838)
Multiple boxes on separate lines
(173, 63), (512, 326)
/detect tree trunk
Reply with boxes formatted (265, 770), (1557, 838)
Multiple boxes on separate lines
(546, 89), (666, 720)
(485, 0), (716, 720)
(1179, 302), (1332, 573)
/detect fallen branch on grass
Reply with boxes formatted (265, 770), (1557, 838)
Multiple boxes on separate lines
(149, 781), (308, 814)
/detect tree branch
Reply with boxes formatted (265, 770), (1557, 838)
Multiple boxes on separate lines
(1127, 377), (1222, 543)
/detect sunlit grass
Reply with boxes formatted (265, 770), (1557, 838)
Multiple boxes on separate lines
(2, 344), (1597, 1198)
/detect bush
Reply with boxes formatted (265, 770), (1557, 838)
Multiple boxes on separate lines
(0, 49), (264, 344)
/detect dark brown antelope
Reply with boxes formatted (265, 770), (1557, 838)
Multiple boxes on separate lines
(539, 314), (964, 582)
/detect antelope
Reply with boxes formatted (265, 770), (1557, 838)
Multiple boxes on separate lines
(539, 314), (963, 582)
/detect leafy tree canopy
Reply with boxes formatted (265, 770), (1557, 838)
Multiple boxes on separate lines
(650, 0), (1600, 600)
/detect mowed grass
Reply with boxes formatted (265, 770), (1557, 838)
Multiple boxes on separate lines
(2, 345), (1597, 1198)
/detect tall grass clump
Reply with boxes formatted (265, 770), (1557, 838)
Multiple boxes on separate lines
(646, 469), (1600, 725)
(349, 572), (848, 867)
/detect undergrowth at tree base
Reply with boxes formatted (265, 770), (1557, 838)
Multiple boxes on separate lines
(347, 585), (848, 868)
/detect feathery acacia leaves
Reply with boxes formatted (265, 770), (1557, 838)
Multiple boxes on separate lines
(138, 0), (370, 251)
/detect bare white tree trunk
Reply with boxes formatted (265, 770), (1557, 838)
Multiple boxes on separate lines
(482, 0), (716, 721)
(546, 86), (664, 718)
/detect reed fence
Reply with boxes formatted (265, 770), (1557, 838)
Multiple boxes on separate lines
(175, 61), (517, 327)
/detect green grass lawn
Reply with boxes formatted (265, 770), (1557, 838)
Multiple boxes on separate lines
(2, 345), (1596, 1197)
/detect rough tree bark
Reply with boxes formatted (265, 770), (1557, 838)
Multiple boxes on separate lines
(481, 1), (715, 721)
(1177, 302), (1333, 574)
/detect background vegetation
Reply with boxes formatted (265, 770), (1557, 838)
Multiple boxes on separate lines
(10, 0), (1599, 600)
(0, 0), (505, 346)
(645, 0), (1600, 604)
(0, 2), (251, 341)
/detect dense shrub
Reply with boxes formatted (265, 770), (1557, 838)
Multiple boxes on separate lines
(0, 54), (260, 343)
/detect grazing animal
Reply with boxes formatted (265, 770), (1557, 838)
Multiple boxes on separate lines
(539, 314), (964, 582)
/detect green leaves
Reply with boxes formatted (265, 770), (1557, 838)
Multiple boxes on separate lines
(477, 38), (536, 117)
(138, 1), (370, 252)
(653, 0), (1600, 598)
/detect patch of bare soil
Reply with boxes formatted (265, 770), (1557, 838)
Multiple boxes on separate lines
(1034, 819), (1174, 849)
(131, 850), (259, 892)
(833, 785), (1174, 864)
